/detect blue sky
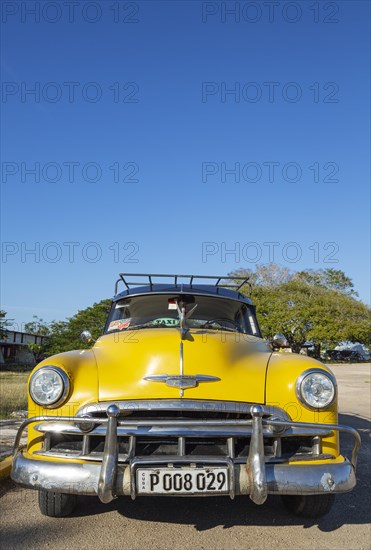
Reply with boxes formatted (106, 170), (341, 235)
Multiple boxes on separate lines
(1, 0), (370, 328)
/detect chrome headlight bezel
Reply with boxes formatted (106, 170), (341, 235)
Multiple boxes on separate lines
(29, 366), (70, 408)
(296, 368), (337, 410)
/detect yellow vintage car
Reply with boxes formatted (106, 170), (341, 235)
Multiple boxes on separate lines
(12, 273), (360, 518)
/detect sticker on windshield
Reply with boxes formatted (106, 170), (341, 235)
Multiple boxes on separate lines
(108, 319), (131, 331)
(152, 317), (179, 326)
(168, 298), (178, 310)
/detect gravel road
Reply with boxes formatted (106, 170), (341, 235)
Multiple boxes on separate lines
(1, 364), (370, 550)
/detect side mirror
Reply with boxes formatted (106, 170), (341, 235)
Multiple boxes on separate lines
(81, 330), (94, 344)
(272, 333), (288, 349)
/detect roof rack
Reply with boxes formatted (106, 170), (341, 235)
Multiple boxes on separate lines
(114, 273), (251, 295)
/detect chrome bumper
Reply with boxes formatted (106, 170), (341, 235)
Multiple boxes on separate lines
(11, 450), (357, 499)
(11, 405), (360, 504)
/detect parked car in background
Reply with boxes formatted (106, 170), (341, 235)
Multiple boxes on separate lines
(12, 274), (360, 519)
(326, 349), (364, 362)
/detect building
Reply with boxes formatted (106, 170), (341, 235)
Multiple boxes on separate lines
(0, 330), (49, 366)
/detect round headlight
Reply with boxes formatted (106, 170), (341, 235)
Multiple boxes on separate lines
(29, 367), (69, 408)
(296, 369), (336, 410)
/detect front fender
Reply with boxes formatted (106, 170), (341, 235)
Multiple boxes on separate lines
(265, 353), (339, 456)
(27, 350), (99, 454)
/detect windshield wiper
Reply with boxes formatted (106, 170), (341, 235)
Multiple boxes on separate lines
(202, 325), (238, 333)
(126, 322), (159, 331)
(127, 322), (178, 331)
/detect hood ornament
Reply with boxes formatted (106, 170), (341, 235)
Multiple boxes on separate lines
(144, 374), (220, 391)
(177, 301), (198, 340)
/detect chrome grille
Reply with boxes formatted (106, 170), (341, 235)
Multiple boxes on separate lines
(34, 399), (334, 463)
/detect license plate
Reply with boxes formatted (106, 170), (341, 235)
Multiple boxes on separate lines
(136, 467), (229, 495)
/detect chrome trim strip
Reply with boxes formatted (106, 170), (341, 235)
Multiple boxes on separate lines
(78, 399), (289, 418)
(266, 420), (361, 469)
(33, 450), (335, 464)
(247, 405), (267, 505)
(143, 374), (221, 391)
(33, 421), (333, 439)
(227, 437), (235, 459)
(178, 437), (185, 456)
(180, 341), (184, 397)
(12, 415), (108, 457)
(97, 404), (120, 503)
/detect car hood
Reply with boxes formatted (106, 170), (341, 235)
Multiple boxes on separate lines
(92, 329), (270, 403)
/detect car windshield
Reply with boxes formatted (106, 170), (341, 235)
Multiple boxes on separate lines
(105, 294), (259, 335)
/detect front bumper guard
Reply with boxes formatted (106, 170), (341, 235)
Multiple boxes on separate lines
(11, 405), (361, 505)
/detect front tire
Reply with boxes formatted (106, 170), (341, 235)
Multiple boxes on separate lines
(38, 490), (77, 517)
(281, 494), (335, 518)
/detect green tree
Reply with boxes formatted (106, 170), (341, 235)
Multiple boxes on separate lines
(24, 316), (51, 336)
(231, 264), (371, 355)
(251, 280), (370, 353)
(293, 268), (357, 296)
(23, 316), (51, 363)
(230, 264), (291, 287)
(46, 299), (111, 356)
(0, 310), (13, 340)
